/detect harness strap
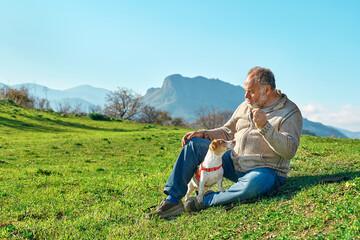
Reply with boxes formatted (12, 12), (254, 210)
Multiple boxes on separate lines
(195, 162), (223, 182)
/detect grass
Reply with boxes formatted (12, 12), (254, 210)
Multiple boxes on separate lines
(0, 102), (360, 239)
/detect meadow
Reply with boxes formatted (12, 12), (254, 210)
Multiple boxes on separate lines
(0, 101), (360, 239)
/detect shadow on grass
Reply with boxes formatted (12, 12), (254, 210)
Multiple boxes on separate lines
(0, 116), (62, 133)
(26, 115), (134, 132)
(223, 171), (360, 211)
(0, 116), (134, 133)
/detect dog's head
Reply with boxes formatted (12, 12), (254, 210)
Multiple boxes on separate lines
(209, 139), (236, 155)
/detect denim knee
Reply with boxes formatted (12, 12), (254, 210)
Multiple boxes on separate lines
(203, 168), (283, 207)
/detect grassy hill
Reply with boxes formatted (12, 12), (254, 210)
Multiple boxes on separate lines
(1, 101), (359, 239)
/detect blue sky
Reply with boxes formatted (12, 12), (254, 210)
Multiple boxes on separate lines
(0, 1), (359, 131)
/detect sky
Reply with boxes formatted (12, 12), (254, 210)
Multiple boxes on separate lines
(0, 0), (359, 131)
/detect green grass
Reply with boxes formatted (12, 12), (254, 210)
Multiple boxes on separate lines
(1, 102), (360, 239)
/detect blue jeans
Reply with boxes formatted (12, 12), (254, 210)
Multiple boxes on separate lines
(164, 137), (286, 207)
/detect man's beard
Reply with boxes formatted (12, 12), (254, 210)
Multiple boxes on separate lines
(249, 87), (267, 109)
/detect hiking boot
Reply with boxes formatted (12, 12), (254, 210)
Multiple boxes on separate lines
(184, 190), (214, 212)
(147, 198), (185, 219)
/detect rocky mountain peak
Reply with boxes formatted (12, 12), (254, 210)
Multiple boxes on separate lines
(141, 74), (245, 122)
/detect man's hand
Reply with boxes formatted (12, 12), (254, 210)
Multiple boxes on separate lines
(252, 108), (267, 130)
(181, 131), (204, 147)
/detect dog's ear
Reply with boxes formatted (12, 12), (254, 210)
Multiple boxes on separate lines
(210, 139), (223, 151)
(209, 140), (218, 151)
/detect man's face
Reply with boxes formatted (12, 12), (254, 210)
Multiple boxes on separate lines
(244, 76), (268, 109)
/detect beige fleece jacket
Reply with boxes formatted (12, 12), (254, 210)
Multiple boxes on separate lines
(202, 92), (303, 178)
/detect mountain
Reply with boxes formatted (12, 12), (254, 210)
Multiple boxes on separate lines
(302, 118), (347, 138)
(142, 74), (353, 139)
(141, 74), (245, 122)
(334, 127), (360, 139)
(62, 85), (110, 107)
(1, 83), (111, 112)
(1, 77), (357, 139)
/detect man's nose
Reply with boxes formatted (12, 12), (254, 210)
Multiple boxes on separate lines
(245, 92), (250, 99)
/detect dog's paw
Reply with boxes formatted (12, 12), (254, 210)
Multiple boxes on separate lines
(196, 195), (203, 204)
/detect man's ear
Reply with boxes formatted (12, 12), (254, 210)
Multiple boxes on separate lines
(265, 85), (272, 95)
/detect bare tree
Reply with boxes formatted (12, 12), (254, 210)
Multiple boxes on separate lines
(136, 105), (171, 125)
(137, 104), (186, 126)
(104, 87), (142, 120)
(137, 105), (158, 123)
(194, 105), (233, 129)
(171, 117), (186, 127)
(0, 86), (35, 108)
(37, 98), (51, 110)
(56, 102), (72, 114)
(71, 102), (83, 115)
(195, 105), (217, 129)
(88, 105), (103, 114)
(154, 110), (172, 125)
(30, 86), (52, 111)
(0, 86), (9, 99)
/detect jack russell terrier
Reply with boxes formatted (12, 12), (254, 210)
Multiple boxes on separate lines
(185, 139), (236, 204)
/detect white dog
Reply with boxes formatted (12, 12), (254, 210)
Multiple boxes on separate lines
(185, 139), (235, 203)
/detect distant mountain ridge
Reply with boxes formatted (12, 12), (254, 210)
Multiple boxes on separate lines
(334, 127), (360, 139)
(1, 76), (357, 139)
(302, 118), (347, 138)
(0, 83), (110, 112)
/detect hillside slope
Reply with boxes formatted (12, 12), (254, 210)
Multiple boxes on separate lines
(0, 101), (360, 239)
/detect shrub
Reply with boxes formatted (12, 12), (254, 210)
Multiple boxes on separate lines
(110, 117), (123, 122)
(87, 113), (109, 121)
(1, 87), (35, 108)
(0, 98), (16, 106)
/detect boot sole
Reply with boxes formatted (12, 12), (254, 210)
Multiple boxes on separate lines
(160, 207), (185, 219)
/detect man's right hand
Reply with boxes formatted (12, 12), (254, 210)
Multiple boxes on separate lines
(181, 131), (204, 147)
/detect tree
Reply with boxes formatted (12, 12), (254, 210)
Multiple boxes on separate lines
(37, 87), (52, 110)
(88, 105), (103, 114)
(71, 102), (83, 115)
(137, 105), (158, 123)
(56, 102), (72, 114)
(37, 98), (51, 111)
(154, 110), (172, 125)
(0, 86), (35, 109)
(171, 117), (186, 127)
(194, 105), (233, 129)
(104, 87), (142, 120)
(137, 104), (186, 126)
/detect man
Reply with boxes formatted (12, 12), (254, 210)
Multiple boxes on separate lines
(148, 67), (303, 219)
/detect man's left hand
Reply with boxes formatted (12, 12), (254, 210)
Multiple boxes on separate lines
(252, 109), (267, 130)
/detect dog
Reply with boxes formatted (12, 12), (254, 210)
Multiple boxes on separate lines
(185, 139), (236, 204)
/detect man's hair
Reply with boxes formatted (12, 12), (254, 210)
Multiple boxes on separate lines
(247, 67), (276, 90)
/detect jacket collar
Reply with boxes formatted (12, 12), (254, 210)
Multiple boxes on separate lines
(271, 90), (287, 112)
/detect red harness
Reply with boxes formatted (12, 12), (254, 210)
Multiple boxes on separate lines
(195, 162), (223, 182)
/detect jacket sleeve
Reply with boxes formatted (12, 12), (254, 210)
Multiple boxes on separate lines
(259, 109), (303, 160)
